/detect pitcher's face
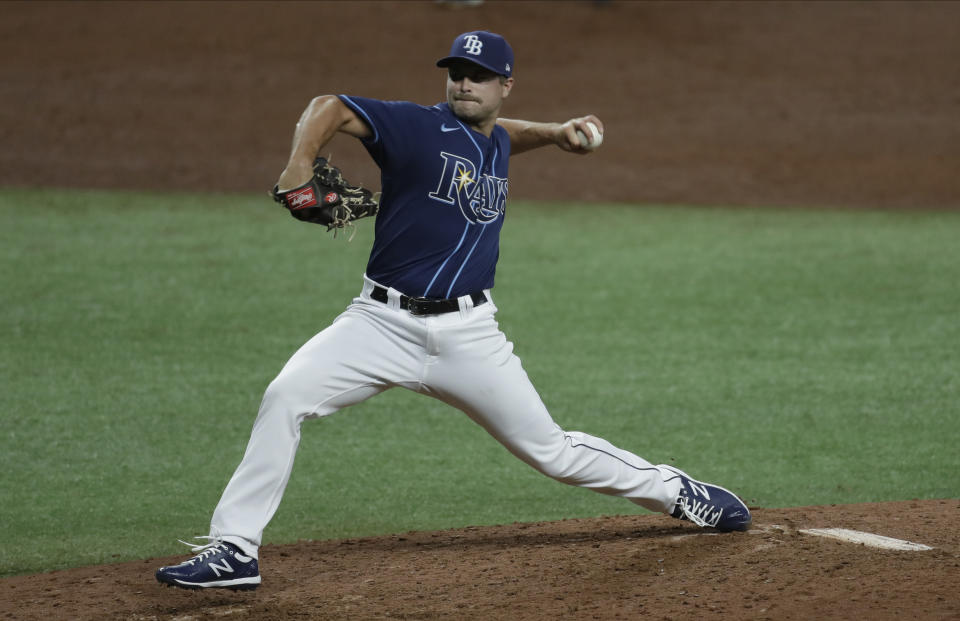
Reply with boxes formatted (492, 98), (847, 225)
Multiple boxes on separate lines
(445, 61), (513, 127)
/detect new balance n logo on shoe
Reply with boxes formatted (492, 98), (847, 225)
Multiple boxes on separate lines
(688, 481), (711, 500)
(209, 559), (233, 577)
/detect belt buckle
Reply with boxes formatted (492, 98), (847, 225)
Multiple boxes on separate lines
(407, 297), (434, 316)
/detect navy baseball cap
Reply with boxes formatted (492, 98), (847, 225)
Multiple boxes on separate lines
(436, 31), (514, 78)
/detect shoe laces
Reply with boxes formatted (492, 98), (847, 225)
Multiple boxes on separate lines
(177, 534), (229, 564)
(676, 490), (723, 528)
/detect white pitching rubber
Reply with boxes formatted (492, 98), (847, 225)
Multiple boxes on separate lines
(799, 527), (933, 551)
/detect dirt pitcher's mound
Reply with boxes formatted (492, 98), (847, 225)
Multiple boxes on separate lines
(2, 500), (958, 620)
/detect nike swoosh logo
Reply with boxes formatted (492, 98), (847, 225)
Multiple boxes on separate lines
(440, 124), (460, 132)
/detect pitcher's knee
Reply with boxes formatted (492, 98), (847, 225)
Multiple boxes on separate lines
(257, 374), (313, 426)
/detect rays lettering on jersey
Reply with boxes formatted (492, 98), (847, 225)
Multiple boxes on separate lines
(428, 152), (508, 224)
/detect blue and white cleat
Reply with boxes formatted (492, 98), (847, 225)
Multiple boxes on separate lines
(156, 540), (260, 591)
(660, 464), (752, 532)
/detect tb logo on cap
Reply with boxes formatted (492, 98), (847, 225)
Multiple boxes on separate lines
(463, 34), (483, 55)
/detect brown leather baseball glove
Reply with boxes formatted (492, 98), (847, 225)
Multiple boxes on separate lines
(272, 157), (380, 234)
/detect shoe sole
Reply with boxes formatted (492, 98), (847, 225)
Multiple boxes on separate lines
(156, 576), (261, 591)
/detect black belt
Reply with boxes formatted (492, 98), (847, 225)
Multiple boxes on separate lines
(370, 285), (487, 316)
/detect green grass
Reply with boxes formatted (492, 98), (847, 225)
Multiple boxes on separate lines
(1, 189), (958, 576)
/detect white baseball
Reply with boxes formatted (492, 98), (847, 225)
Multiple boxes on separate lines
(575, 121), (603, 150)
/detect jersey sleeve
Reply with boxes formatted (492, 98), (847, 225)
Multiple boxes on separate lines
(337, 95), (432, 169)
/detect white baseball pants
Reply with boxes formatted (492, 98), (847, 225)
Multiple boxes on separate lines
(211, 276), (679, 557)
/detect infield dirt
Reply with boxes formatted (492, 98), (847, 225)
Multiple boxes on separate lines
(2, 2), (958, 619)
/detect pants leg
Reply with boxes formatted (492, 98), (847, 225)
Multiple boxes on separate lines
(210, 282), (676, 559)
(419, 300), (677, 514)
(210, 299), (425, 555)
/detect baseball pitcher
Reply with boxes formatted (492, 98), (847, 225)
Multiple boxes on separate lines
(156, 31), (751, 591)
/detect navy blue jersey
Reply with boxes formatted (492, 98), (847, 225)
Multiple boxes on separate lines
(338, 96), (510, 299)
